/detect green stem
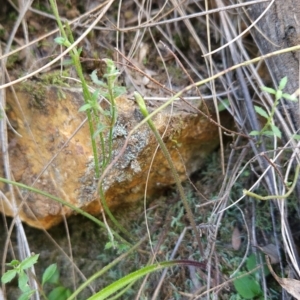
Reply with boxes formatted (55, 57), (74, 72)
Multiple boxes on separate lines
(134, 92), (204, 257)
(99, 187), (134, 239)
(73, 54), (100, 177)
(107, 78), (116, 164)
(244, 164), (300, 200)
(0, 177), (131, 246)
(92, 111), (106, 170)
(260, 96), (280, 136)
(49, 0), (100, 178)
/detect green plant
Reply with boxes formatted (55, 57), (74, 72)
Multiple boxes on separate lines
(233, 253), (269, 299)
(79, 62), (126, 168)
(250, 76), (297, 141)
(49, 0), (131, 242)
(1, 256), (71, 300)
(134, 91), (204, 257)
(49, 0), (103, 179)
(1, 254), (39, 300)
(42, 264), (71, 300)
(86, 260), (205, 300)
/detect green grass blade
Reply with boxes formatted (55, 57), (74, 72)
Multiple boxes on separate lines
(88, 260), (205, 300)
(87, 261), (175, 300)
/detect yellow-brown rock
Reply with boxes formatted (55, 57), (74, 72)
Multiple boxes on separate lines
(0, 81), (231, 229)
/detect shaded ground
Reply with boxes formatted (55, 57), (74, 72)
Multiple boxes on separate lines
(0, 149), (266, 299)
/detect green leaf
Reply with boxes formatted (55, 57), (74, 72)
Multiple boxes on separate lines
(19, 254), (39, 271)
(54, 37), (71, 47)
(90, 70), (106, 87)
(91, 89), (100, 103)
(282, 93), (297, 101)
(78, 103), (92, 112)
(7, 259), (20, 267)
(116, 243), (131, 254)
(270, 124), (282, 138)
(48, 286), (72, 300)
(254, 106), (269, 119)
(262, 130), (275, 136)
(292, 134), (300, 141)
(278, 76), (287, 90)
(77, 47), (83, 56)
(93, 124), (107, 139)
(88, 261), (183, 300)
(62, 59), (74, 66)
(134, 92), (149, 117)
(249, 130), (261, 136)
(275, 89), (283, 100)
(54, 37), (66, 45)
(246, 254), (257, 272)
(103, 59), (118, 78)
(18, 272), (30, 292)
(261, 86), (276, 95)
(217, 99), (230, 112)
(100, 91), (110, 100)
(18, 289), (35, 300)
(245, 253), (270, 277)
(42, 264), (58, 286)
(113, 86), (126, 98)
(234, 273), (262, 299)
(1, 269), (17, 283)
(104, 241), (114, 250)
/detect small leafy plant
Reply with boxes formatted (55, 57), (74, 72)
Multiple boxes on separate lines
(1, 256), (71, 300)
(79, 61), (126, 166)
(41, 263), (71, 300)
(1, 254), (39, 300)
(233, 253), (269, 299)
(250, 76), (297, 140)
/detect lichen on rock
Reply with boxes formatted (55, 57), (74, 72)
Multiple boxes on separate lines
(1, 82), (232, 229)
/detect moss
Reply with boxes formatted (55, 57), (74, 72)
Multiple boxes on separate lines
(21, 81), (47, 110)
(21, 71), (71, 110)
(6, 50), (20, 69)
(39, 70), (70, 86)
(173, 33), (189, 51)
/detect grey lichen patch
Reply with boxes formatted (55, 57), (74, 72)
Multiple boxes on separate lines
(101, 128), (150, 190)
(131, 159), (141, 173)
(112, 122), (127, 138)
(78, 158), (98, 204)
(114, 130), (149, 170)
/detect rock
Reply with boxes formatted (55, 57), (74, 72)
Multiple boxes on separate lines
(0, 81), (231, 229)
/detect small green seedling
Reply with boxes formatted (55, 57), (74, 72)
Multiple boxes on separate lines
(42, 264), (71, 300)
(1, 256), (71, 300)
(79, 60), (126, 140)
(250, 76), (297, 141)
(233, 253), (269, 299)
(218, 98), (230, 112)
(1, 254), (39, 300)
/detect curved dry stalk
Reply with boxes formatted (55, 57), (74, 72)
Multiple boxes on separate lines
(0, 1), (115, 91)
(0, 0), (39, 297)
(203, 0), (275, 57)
